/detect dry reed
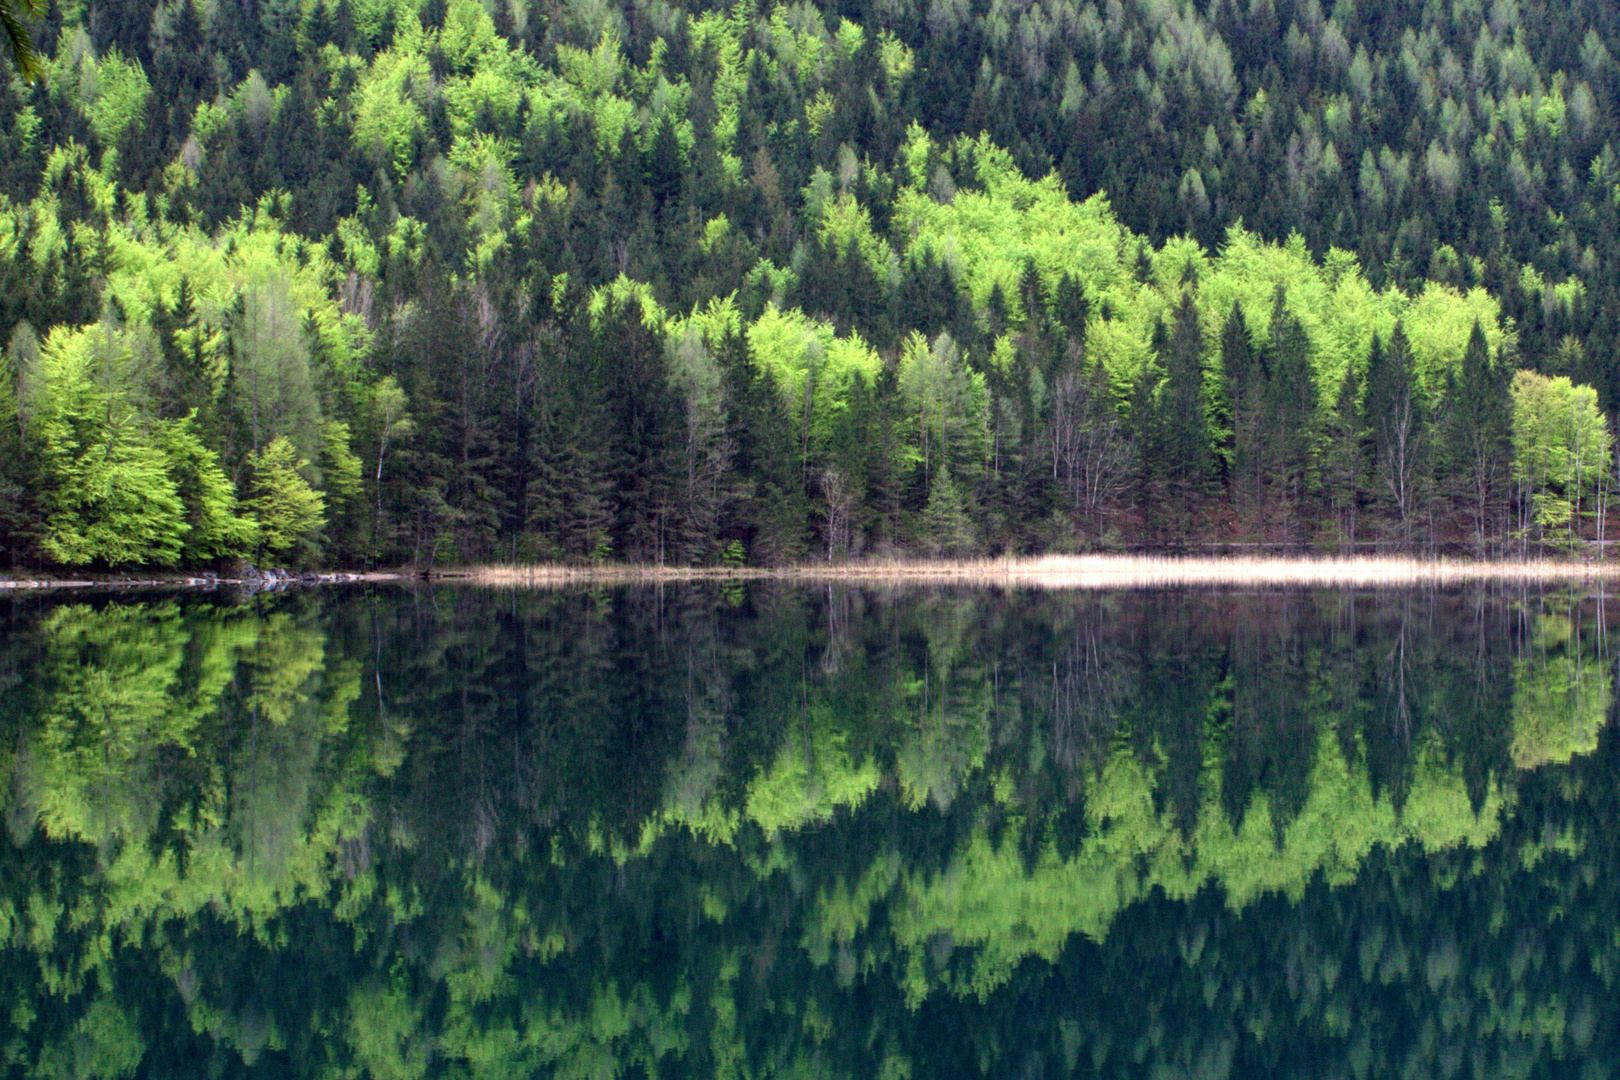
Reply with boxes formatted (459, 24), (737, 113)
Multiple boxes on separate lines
(462, 554), (1620, 590)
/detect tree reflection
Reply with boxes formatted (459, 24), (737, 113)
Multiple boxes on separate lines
(0, 583), (1615, 1078)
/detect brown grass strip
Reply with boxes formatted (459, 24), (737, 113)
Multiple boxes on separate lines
(462, 555), (1620, 590)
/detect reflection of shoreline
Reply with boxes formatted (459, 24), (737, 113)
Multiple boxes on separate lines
(0, 570), (409, 592)
(465, 555), (1620, 589)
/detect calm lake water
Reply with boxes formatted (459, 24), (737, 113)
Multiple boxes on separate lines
(1, 583), (1617, 1078)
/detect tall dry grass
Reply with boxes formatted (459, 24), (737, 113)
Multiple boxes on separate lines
(463, 554), (1620, 590)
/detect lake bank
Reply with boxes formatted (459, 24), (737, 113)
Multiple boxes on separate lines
(464, 554), (1620, 589)
(9, 554), (1620, 594)
(0, 569), (410, 593)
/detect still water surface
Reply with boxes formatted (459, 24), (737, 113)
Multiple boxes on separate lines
(1, 583), (1617, 1078)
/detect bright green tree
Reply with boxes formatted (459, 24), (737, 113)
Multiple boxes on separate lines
(249, 436), (326, 565)
(1510, 370), (1612, 549)
(159, 414), (257, 565)
(32, 332), (188, 567)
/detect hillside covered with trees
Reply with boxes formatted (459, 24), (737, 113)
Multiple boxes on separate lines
(3, 0), (1620, 566)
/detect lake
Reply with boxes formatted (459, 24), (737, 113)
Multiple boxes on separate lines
(1, 582), (1615, 1078)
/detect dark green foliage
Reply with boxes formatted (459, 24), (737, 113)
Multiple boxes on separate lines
(1262, 295), (1318, 543)
(1154, 290), (1212, 544)
(1442, 321), (1513, 552)
(1363, 325), (1427, 547)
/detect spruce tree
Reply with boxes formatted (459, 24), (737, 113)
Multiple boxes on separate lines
(919, 466), (976, 557)
(1443, 321), (1511, 553)
(1157, 290), (1211, 544)
(1262, 300), (1318, 544)
(1363, 324), (1426, 548)
(1221, 301), (1265, 520)
(1322, 362), (1362, 551)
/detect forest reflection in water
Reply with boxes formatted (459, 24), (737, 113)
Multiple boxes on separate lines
(0, 582), (1617, 1078)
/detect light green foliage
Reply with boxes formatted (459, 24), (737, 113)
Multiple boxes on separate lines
(587, 274), (668, 330)
(443, 65), (527, 138)
(555, 30), (623, 98)
(688, 8), (747, 178)
(50, 35), (152, 147)
(250, 436), (327, 563)
(352, 49), (433, 178)
(159, 415), (257, 563)
(435, 0), (501, 73)
(1511, 601), (1608, 767)
(351, 0), (421, 47)
(894, 134), (1509, 402)
(3, 166), (360, 468)
(746, 305), (882, 447)
(743, 717), (882, 835)
(31, 326), (188, 567)
(34, 998), (145, 1078)
(762, 4), (829, 89)
(448, 132), (519, 238)
(884, 727), (1505, 1001)
(4, 600), (376, 1023)
(816, 191), (901, 287)
(897, 331), (988, 480)
(1510, 370), (1611, 541)
(231, 271), (325, 464)
(320, 419), (365, 507)
(84, 48), (151, 147)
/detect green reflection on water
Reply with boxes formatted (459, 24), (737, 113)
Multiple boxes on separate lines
(0, 585), (1616, 1078)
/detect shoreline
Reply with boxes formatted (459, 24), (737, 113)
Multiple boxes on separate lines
(8, 554), (1620, 594)
(462, 554), (1620, 589)
(0, 570), (412, 593)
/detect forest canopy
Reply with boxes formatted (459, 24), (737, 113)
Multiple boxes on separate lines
(3, 0), (1620, 565)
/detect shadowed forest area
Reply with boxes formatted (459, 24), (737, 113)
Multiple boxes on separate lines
(5, 0), (1620, 566)
(0, 583), (1617, 1075)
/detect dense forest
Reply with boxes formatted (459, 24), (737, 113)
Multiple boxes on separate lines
(5, 0), (1620, 565)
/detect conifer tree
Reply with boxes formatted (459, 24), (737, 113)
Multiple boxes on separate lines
(1363, 324), (1426, 548)
(1262, 297), (1318, 543)
(1157, 290), (1211, 543)
(1221, 301), (1265, 519)
(1322, 363), (1361, 551)
(1443, 321), (1511, 553)
(919, 466), (976, 557)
